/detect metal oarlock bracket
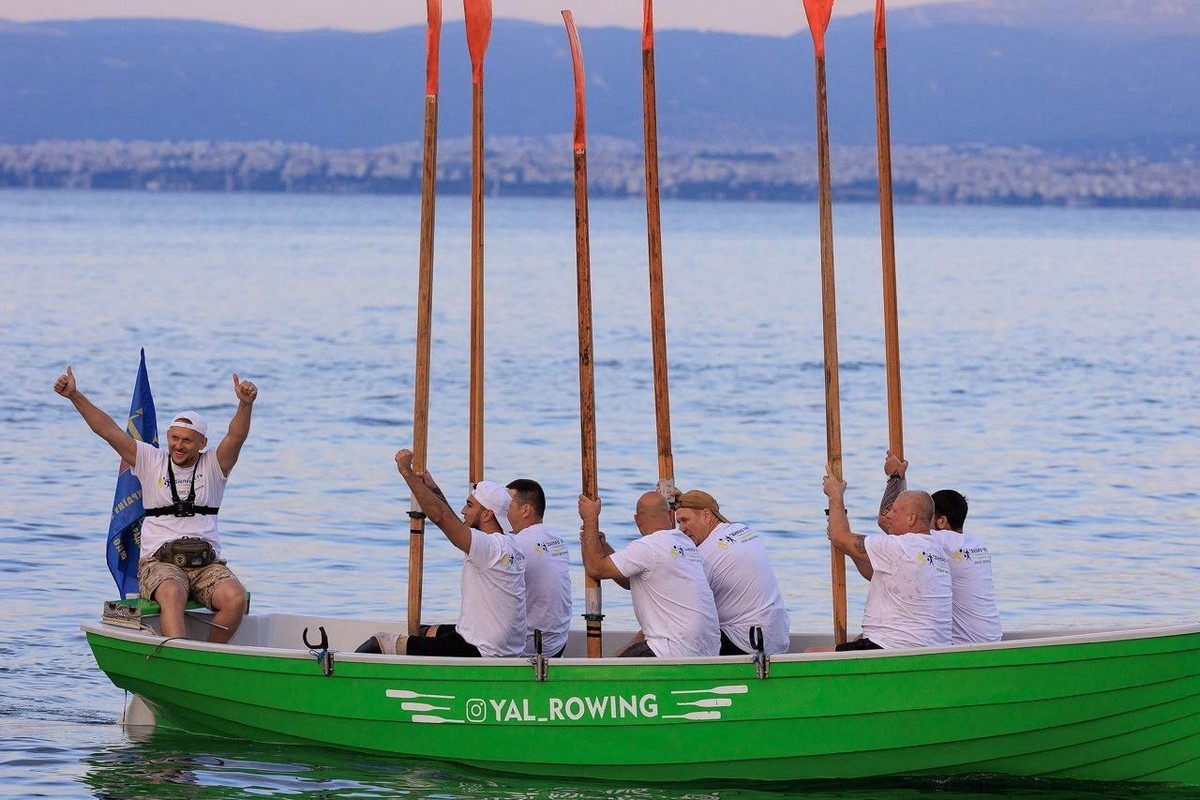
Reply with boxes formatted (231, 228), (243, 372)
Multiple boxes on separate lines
(303, 626), (336, 677)
(529, 629), (549, 682)
(750, 626), (770, 680)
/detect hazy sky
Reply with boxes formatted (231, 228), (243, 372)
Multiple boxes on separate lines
(3, 0), (966, 36)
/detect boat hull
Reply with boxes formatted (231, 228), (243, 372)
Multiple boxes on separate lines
(83, 615), (1200, 785)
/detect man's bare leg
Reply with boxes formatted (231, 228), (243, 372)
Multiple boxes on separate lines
(154, 581), (189, 639)
(207, 578), (248, 644)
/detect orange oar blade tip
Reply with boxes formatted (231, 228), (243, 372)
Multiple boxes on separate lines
(463, 0), (493, 84)
(874, 0), (887, 50)
(562, 10), (587, 152)
(801, 0), (835, 56)
(643, 0), (655, 52)
(426, 0), (443, 96)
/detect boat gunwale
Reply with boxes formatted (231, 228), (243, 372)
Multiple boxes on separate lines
(81, 616), (1200, 667)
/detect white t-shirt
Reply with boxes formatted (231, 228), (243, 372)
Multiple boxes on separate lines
(456, 529), (528, 657)
(697, 522), (791, 655)
(932, 529), (1002, 644)
(609, 530), (720, 658)
(512, 522), (572, 657)
(862, 532), (953, 649)
(132, 440), (228, 558)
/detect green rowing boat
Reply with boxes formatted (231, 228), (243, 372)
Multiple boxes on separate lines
(83, 611), (1200, 786)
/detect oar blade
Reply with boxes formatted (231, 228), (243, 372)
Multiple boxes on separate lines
(642, 0), (655, 52)
(562, 10), (587, 152)
(802, 0), (836, 56)
(875, 0), (887, 50)
(463, 0), (493, 84)
(426, 0), (443, 96)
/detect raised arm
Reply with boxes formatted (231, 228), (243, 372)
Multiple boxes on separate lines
(54, 366), (137, 465)
(395, 449), (473, 553)
(578, 495), (630, 587)
(824, 470), (873, 581)
(877, 450), (908, 528)
(216, 373), (257, 476)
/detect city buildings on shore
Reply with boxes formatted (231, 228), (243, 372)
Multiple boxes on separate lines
(1, 138), (1197, 208)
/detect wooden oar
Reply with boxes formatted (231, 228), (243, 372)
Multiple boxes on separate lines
(801, 0), (848, 646)
(407, 0), (443, 637)
(641, 0), (676, 502)
(874, 0), (904, 460)
(464, 0), (492, 487)
(562, 10), (604, 659)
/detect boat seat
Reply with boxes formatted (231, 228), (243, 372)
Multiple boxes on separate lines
(106, 593), (251, 617)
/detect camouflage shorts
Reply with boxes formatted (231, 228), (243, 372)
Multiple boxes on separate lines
(138, 557), (239, 609)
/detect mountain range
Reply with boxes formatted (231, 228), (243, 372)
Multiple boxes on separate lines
(1, 0), (1197, 154)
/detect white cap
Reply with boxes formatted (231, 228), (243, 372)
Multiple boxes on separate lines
(472, 480), (511, 532)
(168, 411), (208, 438)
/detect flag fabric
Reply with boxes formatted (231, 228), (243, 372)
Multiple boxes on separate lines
(106, 349), (158, 598)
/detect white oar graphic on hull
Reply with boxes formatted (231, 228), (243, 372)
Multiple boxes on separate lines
(385, 689), (455, 700)
(401, 702), (452, 712)
(662, 711), (722, 721)
(670, 684), (748, 696)
(412, 714), (465, 724)
(676, 698), (732, 708)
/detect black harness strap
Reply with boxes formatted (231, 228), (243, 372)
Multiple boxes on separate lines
(143, 457), (220, 517)
(144, 506), (219, 517)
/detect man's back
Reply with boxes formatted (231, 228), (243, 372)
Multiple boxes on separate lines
(931, 529), (1002, 644)
(512, 522), (572, 656)
(609, 529), (720, 658)
(456, 529), (528, 657)
(862, 532), (953, 649)
(697, 522), (791, 654)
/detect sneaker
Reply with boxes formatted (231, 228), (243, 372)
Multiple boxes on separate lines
(373, 631), (407, 655)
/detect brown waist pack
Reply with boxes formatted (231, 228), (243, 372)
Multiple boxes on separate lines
(153, 537), (216, 569)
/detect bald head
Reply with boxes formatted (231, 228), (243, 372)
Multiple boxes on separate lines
(882, 490), (935, 534)
(634, 491), (673, 535)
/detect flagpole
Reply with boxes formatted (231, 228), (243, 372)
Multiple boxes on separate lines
(562, 9), (604, 659)
(408, 0), (442, 638)
(801, 0), (848, 646)
(641, 0), (675, 504)
(464, 0), (492, 488)
(874, 0), (904, 459)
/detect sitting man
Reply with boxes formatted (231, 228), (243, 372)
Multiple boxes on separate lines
(879, 454), (1001, 644)
(506, 479), (572, 658)
(578, 491), (720, 658)
(824, 468), (951, 650)
(360, 449), (526, 657)
(54, 366), (254, 643)
(674, 489), (791, 655)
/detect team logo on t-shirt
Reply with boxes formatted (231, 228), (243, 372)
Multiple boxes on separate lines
(534, 539), (569, 557)
(918, 550), (948, 568)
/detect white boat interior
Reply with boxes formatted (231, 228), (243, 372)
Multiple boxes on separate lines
(89, 606), (1179, 660)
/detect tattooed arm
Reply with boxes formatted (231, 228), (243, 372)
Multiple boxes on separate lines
(877, 451), (909, 530)
(824, 471), (874, 581)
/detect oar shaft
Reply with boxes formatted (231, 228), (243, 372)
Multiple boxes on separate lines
(573, 148), (604, 658)
(408, 94), (439, 636)
(815, 52), (848, 646)
(642, 42), (674, 497)
(469, 81), (485, 485)
(875, 45), (904, 459)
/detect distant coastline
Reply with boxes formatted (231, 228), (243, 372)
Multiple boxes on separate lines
(2, 138), (1197, 208)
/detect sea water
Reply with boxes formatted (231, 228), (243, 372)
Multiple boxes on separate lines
(0, 188), (1197, 797)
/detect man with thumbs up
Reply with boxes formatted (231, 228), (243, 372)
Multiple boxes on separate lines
(54, 366), (257, 643)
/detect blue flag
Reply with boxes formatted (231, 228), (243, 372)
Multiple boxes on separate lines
(106, 349), (158, 598)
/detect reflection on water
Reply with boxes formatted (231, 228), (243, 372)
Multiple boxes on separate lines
(77, 727), (1197, 800)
